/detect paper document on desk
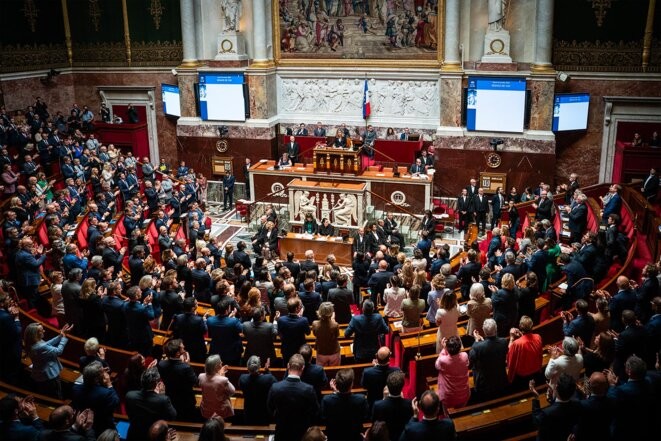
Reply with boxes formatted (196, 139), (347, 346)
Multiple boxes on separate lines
(558, 283), (568, 290)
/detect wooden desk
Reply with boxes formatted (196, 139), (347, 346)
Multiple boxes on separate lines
(279, 232), (354, 266)
(249, 160), (432, 213)
(313, 146), (361, 175)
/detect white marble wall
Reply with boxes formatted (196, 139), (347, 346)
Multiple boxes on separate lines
(276, 73), (440, 128)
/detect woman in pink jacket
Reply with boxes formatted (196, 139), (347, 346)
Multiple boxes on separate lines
(199, 354), (236, 419)
(435, 335), (470, 409)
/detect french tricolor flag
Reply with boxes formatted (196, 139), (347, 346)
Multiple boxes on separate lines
(362, 79), (371, 119)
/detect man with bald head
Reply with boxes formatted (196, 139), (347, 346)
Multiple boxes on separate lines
(360, 346), (400, 410)
(574, 372), (614, 440)
(39, 405), (95, 440)
(608, 276), (637, 332)
(367, 260), (393, 304)
(149, 420), (173, 441)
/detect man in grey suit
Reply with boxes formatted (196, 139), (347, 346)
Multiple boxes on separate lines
(242, 306), (278, 364)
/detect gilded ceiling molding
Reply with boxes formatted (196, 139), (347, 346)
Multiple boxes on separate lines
(148, 0), (165, 30)
(22, 0), (39, 33)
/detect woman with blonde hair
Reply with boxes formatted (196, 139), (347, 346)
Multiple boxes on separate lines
(24, 322), (73, 398)
(426, 273), (448, 324)
(491, 273), (518, 337)
(383, 275), (406, 317)
(411, 248), (427, 272)
(436, 289), (460, 352)
(139, 274), (161, 326)
(394, 251), (407, 273)
(311, 301), (341, 366)
(466, 282), (492, 337)
(400, 261), (415, 289)
(79, 278), (106, 340)
(199, 354), (235, 419)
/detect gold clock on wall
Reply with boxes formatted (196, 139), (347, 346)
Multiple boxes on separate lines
(487, 152), (502, 168)
(216, 139), (229, 153)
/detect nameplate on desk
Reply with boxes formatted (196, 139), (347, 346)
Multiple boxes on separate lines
(376, 173), (385, 177)
(296, 167), (307, 171)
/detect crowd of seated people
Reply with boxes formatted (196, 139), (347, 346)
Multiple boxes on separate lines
(1, 100), (660, 440)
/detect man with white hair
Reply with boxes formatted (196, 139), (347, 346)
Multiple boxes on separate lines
(566, 193), (588, 244)
(469, 318), (509, 402)
(239, 355), (277, 425)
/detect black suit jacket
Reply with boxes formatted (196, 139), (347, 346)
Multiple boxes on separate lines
(642, 174), (659, 199)
(353, 233), (369, 254)
(125, 390), (176, 440)
(239, 372), (278, 425)
(286, 142), (300, 162)
(536, 197), (553, 220)
(301, 363), (328, 402)
(267, 377), (319, 441)
(468, 336), (509, 398)
(242, 320), (277, 362)
(328, 287), (353, 324)
(399, 417), (456, 441)
(372, 396), (413, 441)
(473, 195), (489, 213)
(172, 312), (207, 363)
(38, 428), (96, 441)
(574, 395), (615, 441)
(321, 392), (369, 441)
(157, 358), (198, 420)
(568, 203), (587, 235)
(361, 364), (401, 409)
(532, 398), (580, 441)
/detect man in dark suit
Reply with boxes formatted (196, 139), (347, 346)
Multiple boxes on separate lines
(157, 339), (198, 422)
(525, 239), (548, 291)
(457, 249), (482, 301)
(360, 346), (400, 410)
(38, 405), (96, 441)
(372, 370), (412, 441)
(367, 260), (393, 304)
(328, 274), (354, 324)
(299, 279), (322, 325)
(101, 282), (128, 349)
(123, 286), (155, 357)
(207, 296), (243, 366)
(0, 294), (22, 384)
(267, 354), (319, 441)
(286, 135), (300, 163)
(321, 368), (369, 441)
(409, 157), (425, 175)
(574, 372), (614, 441)
(102, 237), (127, 275)
(399, 390), (456, 441)
(239, 356), (277, 425)
(128, 246), (146, 287)
(242, 306), (277, 364)
(14, 237), (47, 310)
(601, 184), (622, 223)
(282, 251), (301, 281)
(566, 193), (588, 244)
(613, 310), (648, 380)
(352, 227), (369, 254)
(541, 219), (557, 242)
(191, 258), (213, 303)
(172, 297), (208, 363)
(562, 299), (595, 346)
(313, 122), (326, 137)
(71, 362), (120, 435)
(530, 374), (580, 441)
(495, 251), (524, 288)
(608, 276), (638, 332)
(366, 222), (385, 256)
(457, 188), (472, 233)
(231, 240), (252, 270)
(491, 187), (505, 230)
(294, 123), (308, 136)
(278, 297), (310, 364)
(645, 297), (661, 369)
(126, 368), (177, 441)
(533, 190), (553, 221)
(487, 227), (502, 269)
(222, 171), (235, 210)
(299, 249), (320, 279)
(299, 344), (328, 402)
(61, 269), (83, 333)
(0, 395), (44, 440)
(473, 188), (489, 235)
(641, 167), (659, 202)
(609, 355), (657, 440)
(469, 318), (509, 402)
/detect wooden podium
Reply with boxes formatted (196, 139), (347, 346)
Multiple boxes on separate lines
(313, 146), (361, 175)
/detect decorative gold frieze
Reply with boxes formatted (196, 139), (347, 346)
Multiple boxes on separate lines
(130, 40), (183, 66)
(553, 39), (661, 72)
(0, 44), (68, 73)
(71, 41), (126, 65)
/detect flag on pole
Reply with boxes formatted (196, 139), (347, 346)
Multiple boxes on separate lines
(362, 79), (371, 120)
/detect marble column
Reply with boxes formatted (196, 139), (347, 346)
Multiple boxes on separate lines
(193, 0), (204, 61)
(179, 0), (197, 66)
(531, 0), (555, 73)
(442, 0), (461, 71)
(250, 0), (272, 66)
(177, 69), (199, 119)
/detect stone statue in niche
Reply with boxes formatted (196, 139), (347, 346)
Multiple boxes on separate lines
(295, 190), (317, 220)
(482, 0), (512, 63)
(488, 0), (507, 32)
(220, 0), (242, 32)
(333, 193), (357, 226)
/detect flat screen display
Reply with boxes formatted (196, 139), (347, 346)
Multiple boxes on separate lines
(466, 77), (527, 133)
(161, 84), (181, 117)
(198, 73), (246, 122)
(552, 93), (590, 131)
